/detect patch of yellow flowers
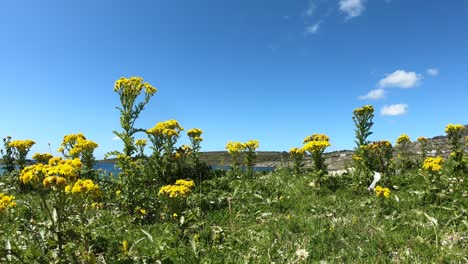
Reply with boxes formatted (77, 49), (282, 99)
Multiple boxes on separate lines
(20, 157), (82, 185)
(9, 139), (35, 151)
(226, 141), (245, 154)
(32, 153), (53, 164)
(114, 76), (157, 97)
(303, 134), (331, 152)
(65, 179), (100, 197)
(58, 133), (98, 158)
(422, 156), (444, 173)
(0, 193), (17, 213)
(158, 179), (195, 198)
(289, 147), (305, 158)
(445, 124), (465, 134)
(353, 105), (374, 116)
(396, 134), (411, 145)
(147, 119), (184, 138)
(374, 186), (391, 198)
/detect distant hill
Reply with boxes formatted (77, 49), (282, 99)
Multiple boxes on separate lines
(90, 124), (468, 170)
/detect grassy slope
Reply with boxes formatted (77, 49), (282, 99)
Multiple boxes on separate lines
(193, 169), (467, 263)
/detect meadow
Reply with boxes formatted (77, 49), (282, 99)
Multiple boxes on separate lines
(1, 77), (467, 263)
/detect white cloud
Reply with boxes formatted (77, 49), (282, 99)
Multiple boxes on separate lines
(426, 68), (439, 76)
(305, 23), (320, 35)
(339, 0), (366, 19)
(378, 70), (422, 89)
(381, 104), (408, 116)
(112, 136), (121, 141)
(305, 1), (316, 16)
(359, 88), (385, 100)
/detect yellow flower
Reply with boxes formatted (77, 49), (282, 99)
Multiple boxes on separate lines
(289, 147), (305, 158)
(116, 190), (122, 196)
(68, 179), (100, 197)
(244, 140), (259, 150)
(396, 134), (411, 145)
(422, 156), (444, 173)
(303, 140), (330, 154)
(187, 128), (203, 138)
(32, 153), (53, 164)
(135, 139), (147, 147)
(303, 133), (330, 144)
(353, 105), (374, 116)
(147, 119), (184, 138)
(417, 136), (428, 143)
(226, 141), (245, 154)
(158, 179), (195, 198)
(374, 185), (391, 198)
(121, 240), (129, 255)
(0, 193), (17, 213)
(9, 139), (35, 151)
(445, 124), (465, 134)
(175, 179), (195, 188)
(139, 208), (147, 215)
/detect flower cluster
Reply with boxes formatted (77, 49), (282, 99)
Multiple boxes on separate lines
(226, 141), (245, 154)
(417, 136), (428, 143)
(65, 179), (100, 196)
(147, 119), (184, 138)
(9, 139), (35, 152)
(396, 134), (411, 145)
(374, 186), (391, 198)
(303, 140), (330, 153)
(135, 139), (147, 147)
(303, 133), (330, 144)
(20, 157), (82, 185)
(353, 105), (374, 116)
(422, 156), (444, 173)
(445, 124), (465, 135)
(158, 179), (195, 198)
(369, 140), (392, 150)
(289, 147), (305, 158)
(173, 145), (192, 159)
(0, 193), (17, 213)
(244, 140), (259, 151)
(114, 76), (157, 96)
(32, 152), (53, 164)
(58, 133), (98, 158)
(187, 128), (202, 137)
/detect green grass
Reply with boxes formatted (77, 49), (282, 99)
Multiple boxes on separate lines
(1, 168), (466, 263)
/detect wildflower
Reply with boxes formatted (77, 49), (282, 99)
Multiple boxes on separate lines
(139, 208), (147, 215)
(66, 179), (100, 197)
(147, 119), (184, 137)
(8, 139), (35, 152)
(295, 248), (309, 261)
(175, 179), (195, 188)
(244, 140), (259, 150)
(396, 134), (411, 145)
(422, 156), (444, 173)
(187, 128), (203, 138)
(0, 193), (17, 213)
(135, 139), (147, 147)
(303, 133), (330, 144)
(226, 141), (245, 154)
(159, 179), (195, 198)
(33, 153), (53, 164)
(374, 185), (391, 198)
(116, 190), (122, 196)
(445, 123), (465, 135)
(121, 240), (129, 255)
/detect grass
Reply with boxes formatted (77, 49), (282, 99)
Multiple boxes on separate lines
(1, 166), (466, 263)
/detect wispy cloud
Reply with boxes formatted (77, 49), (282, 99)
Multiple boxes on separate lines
(305, 23), (320, 35)
(112, 136), (121, 141)
(339, 0), (366, 19)
(381, 104), (408, 116)
(426, 68), (439, 76)
(378, 70), (422, 89)
(305, 0), (316, 16)
(359, 88), (385, 100)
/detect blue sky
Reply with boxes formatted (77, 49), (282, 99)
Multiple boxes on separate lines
(0, 0), (467, 159)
